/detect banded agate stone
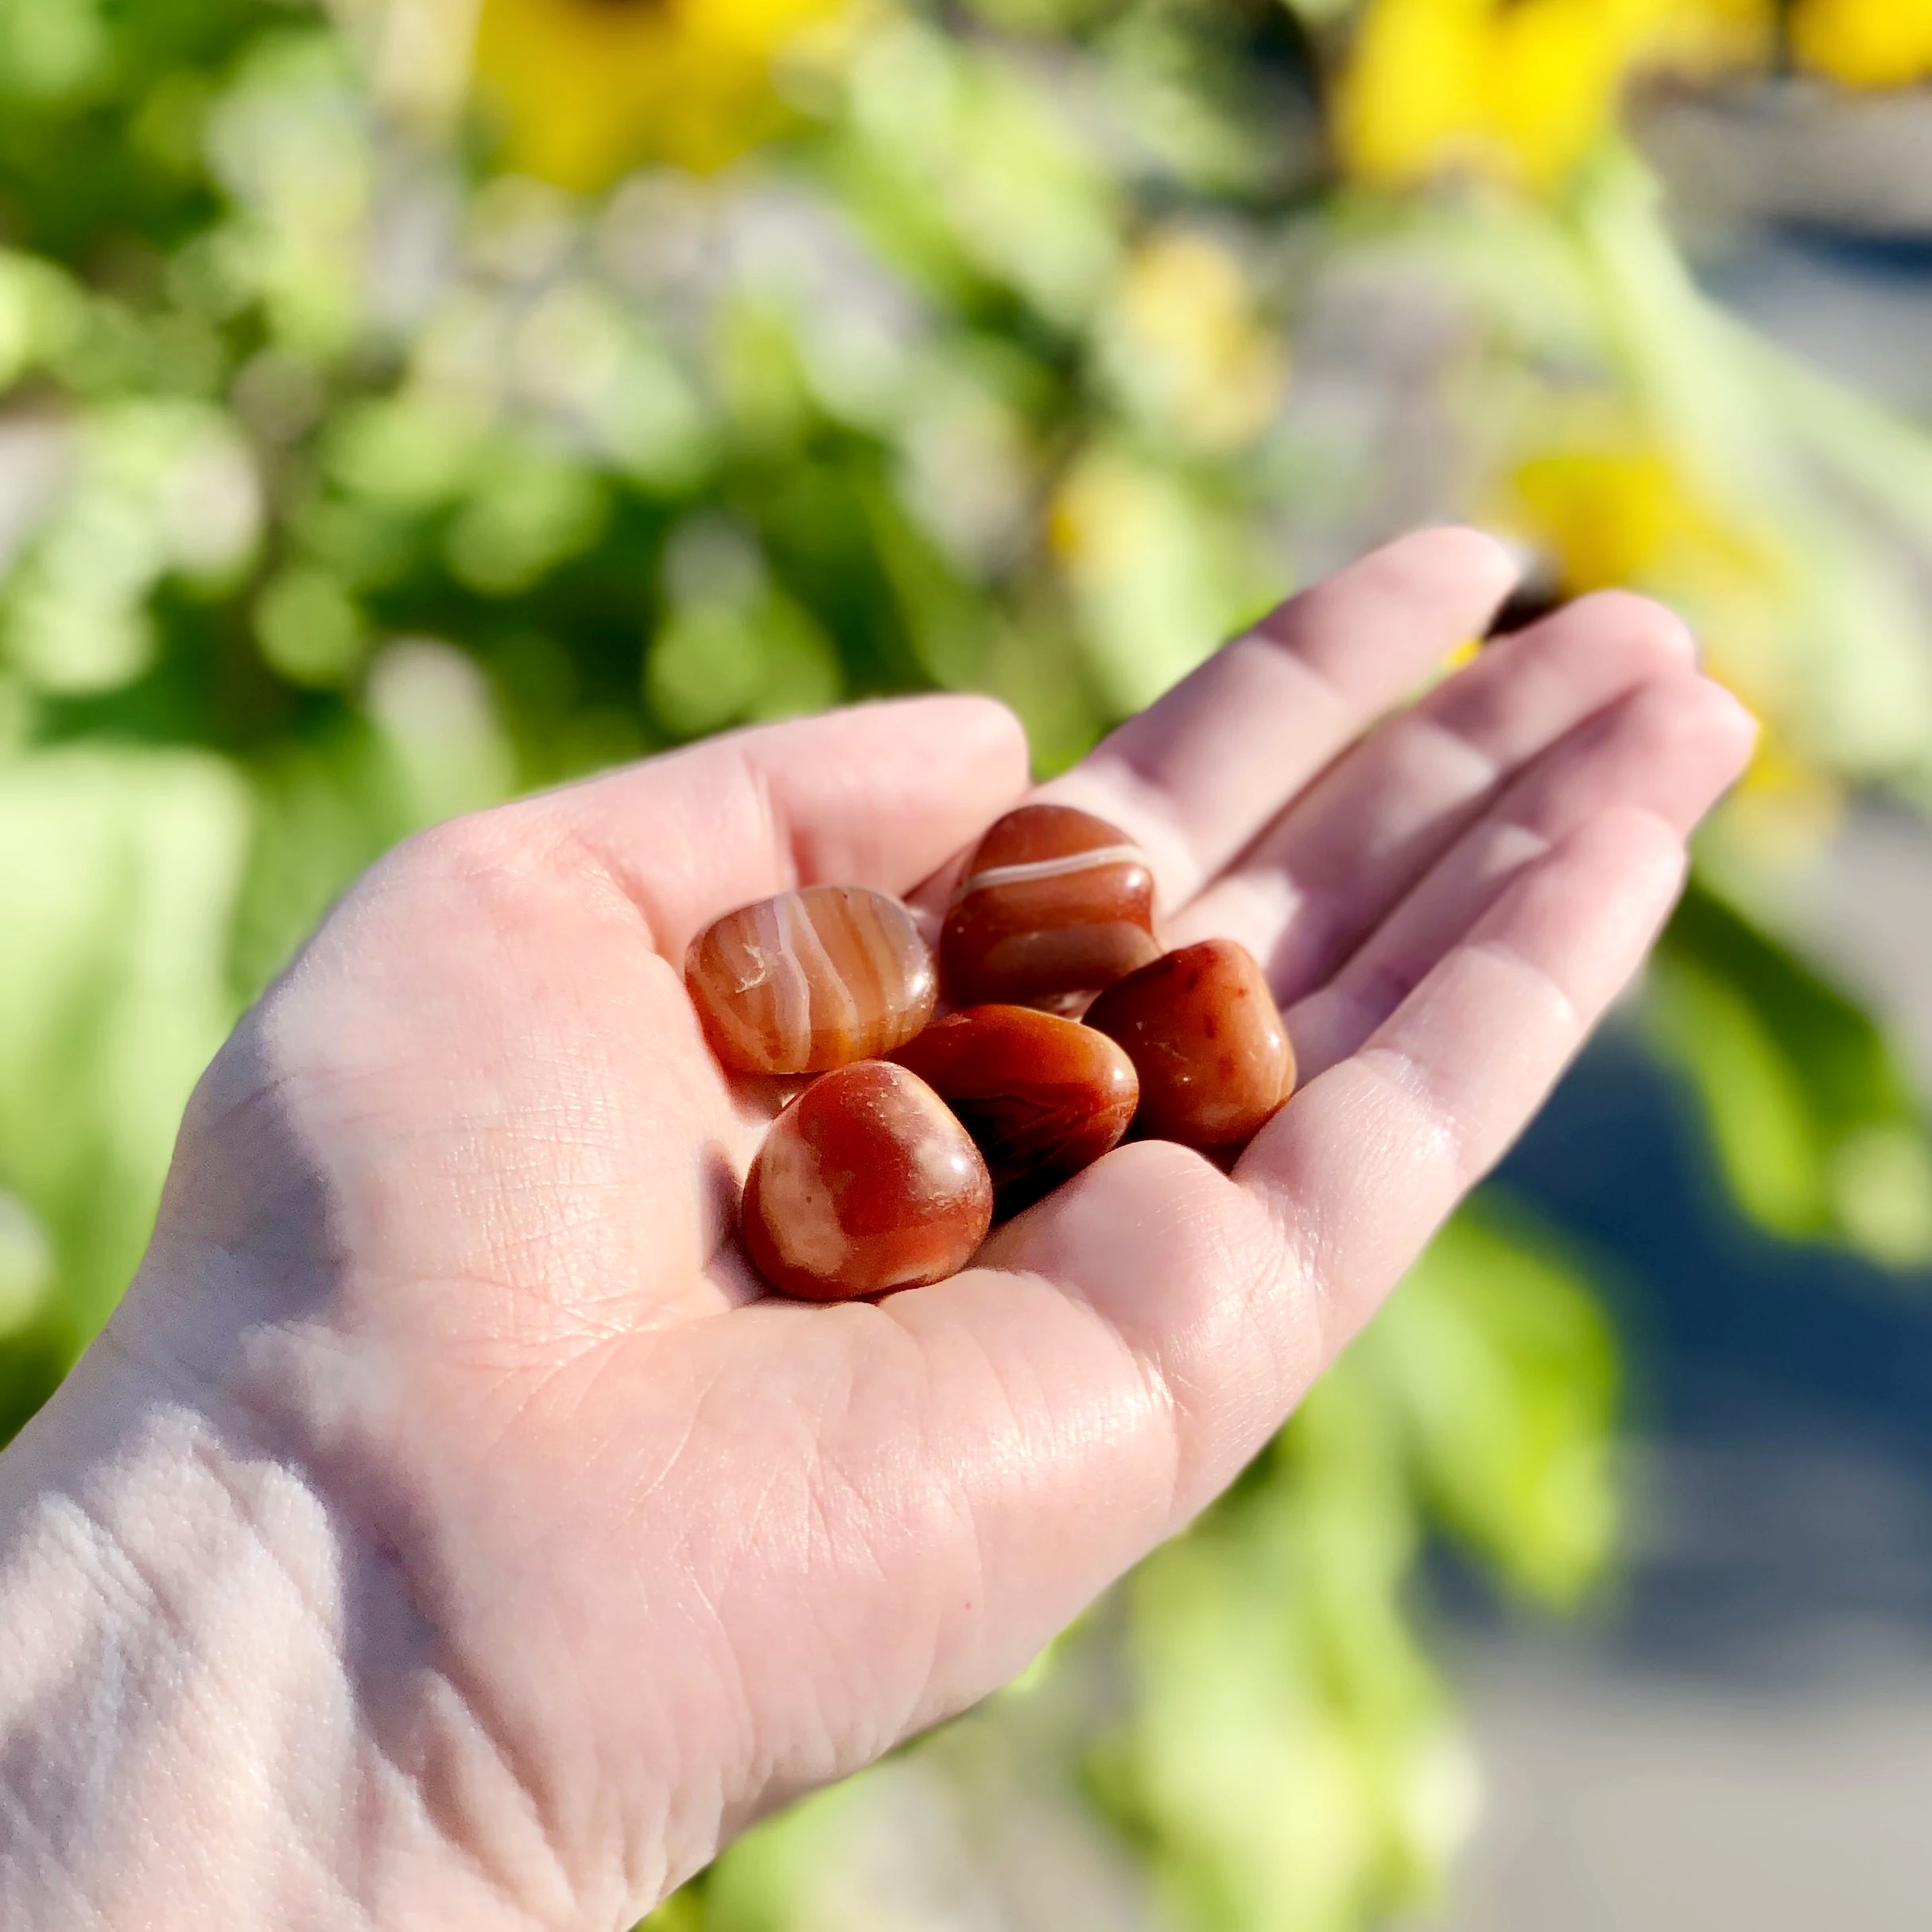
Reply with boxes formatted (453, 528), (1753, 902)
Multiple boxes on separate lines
(941, 804), (1158, 1008)
(686, 885), (937, 1077)
(1084, 938), (1294, 1150)
(894, 1004), (1138, 1212)
(742, 1061), (994, 1300)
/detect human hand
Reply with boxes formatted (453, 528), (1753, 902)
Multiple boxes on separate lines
(0, 530), (1753, 1930)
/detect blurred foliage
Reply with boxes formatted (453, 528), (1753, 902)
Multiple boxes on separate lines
(1083, 1197), (1616, 1932)
(7, 0), (1932, 1926)
(1649, 879), (1932, 1265)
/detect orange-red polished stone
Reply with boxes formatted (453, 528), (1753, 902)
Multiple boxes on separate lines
(941, 804), (1159, 1008)
(894, 1003), (1139, 1212)
(686, 885), (937, 1077)
(741, 1061), (994, 1301)
(1083, 938), (1294, 1150)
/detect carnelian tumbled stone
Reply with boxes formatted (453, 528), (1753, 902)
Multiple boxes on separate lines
(742, 1061), (994, 1301)
(941, 804), (1159, 1008)
(894, 1003), (1139, 1212)
(1084, 938), (1294, 1150)
(686, 885), (938, 1077)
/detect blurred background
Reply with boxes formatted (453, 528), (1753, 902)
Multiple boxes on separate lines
(7, 0), (1932, 1924)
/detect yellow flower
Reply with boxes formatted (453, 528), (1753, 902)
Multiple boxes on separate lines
(1336, 0), (1771, 192)
(1046, 447), (1240, 710)
(1498, 436), (1845, 861)
(1108, 228), (1287, 453)
(1502, 439), (1775, 604)
(1048, 448), (1154, 582)
(1507, 444), (1691, 588)
(473, 0), (853, 191)
(1792, 0), (1932, 88)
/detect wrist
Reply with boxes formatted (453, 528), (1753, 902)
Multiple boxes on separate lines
(0, 1257), (570, 1932)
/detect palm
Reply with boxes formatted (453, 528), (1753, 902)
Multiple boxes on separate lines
(124, 531), (1750, 1927)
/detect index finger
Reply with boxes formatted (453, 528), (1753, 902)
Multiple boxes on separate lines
(1041, 526), (1519, 909)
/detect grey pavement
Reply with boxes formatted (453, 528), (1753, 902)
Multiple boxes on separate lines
(1424, 96), (1932, 1928)
(1431, 802), (1932, 1926)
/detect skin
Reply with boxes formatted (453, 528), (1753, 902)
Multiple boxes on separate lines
(0, 530), (1754, 1930)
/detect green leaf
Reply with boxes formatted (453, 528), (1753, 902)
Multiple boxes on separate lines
(646, 592), (842, 741)
(634, 1887), (707, 1932)
(1092, 1365), (1468, 1932)
(698, 1779), (872, 1932)
(1363, 1192), (1618, 1604)
(0, 747), (250, 1353)
(1647, 874), (1932, 1266)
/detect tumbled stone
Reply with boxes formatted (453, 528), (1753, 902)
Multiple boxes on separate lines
(686, 885), (937, 1077)
(741, 1061), (994, 1300)
(941, 803), (1159, 1008)
(894, 1003), (1138, 1212)
(1083, 938), (1294, 1150)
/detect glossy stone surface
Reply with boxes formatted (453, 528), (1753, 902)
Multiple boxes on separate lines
(686, 885), (937, 1077)
(1084, 938), (1294, 1150)
(894, 1003), (1139, 1212)
(742, 1061), (994, 1301)
(941, 804), (1159, 1008)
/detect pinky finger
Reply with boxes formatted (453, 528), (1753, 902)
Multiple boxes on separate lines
(1236, 806), (1690, 1354)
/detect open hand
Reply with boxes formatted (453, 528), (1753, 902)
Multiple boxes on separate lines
(13, 529), (1753, 1930)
